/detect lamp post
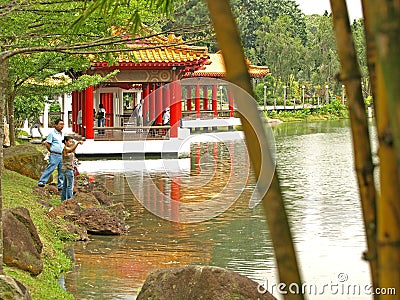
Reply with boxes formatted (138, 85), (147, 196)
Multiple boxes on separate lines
(341, 84), (345, 105)
(283, 85), (287, 109)
(325, 84), (329, 104)
(302, 85), (305, 108)
(263, 85), (267, 111)
(219, 85), (223, 110)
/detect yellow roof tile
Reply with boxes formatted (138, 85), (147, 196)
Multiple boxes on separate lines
(92, 31), (209, 67)
(192, 52), (270, 78)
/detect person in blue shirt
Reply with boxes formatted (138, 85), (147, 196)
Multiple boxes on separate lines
(38, 119), (64, 190)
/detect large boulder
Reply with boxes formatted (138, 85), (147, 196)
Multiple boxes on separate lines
(136, 266), (276, 300)
(0, 275), (31, 300)
(3, 143), (48, 181)
(3, 207), (43, 276)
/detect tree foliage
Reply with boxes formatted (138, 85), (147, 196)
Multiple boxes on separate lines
(162, 0), (367, 102)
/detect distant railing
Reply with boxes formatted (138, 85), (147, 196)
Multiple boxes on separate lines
(182, 110), (233, 120)
(93, 125), (170, 141)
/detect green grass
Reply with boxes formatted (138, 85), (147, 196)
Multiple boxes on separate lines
(2, 169), (75, 300)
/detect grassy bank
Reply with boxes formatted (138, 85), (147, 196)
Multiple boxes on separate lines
(2, 169), (75, 300)
(265, 100), (349, 122)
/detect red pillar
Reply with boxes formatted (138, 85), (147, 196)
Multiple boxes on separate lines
(195, 84), (200, 119)
(170, 81), (181, 138)
(177, 83), (182, 128)
(75, 92), (79, 133)
(85, 86), (94, 139)
(143, 83), (149, 124)
(186, 86), (192, 111)
(78, 91), (83, 135)
(212, 84), (218, 117)
(156, 84), (163, 125)
(164, 84), (170, 110)
(81, 90), (86, 136)
(149, 84), (155, 123)
(228, 88), (234, 117)
(203, 86), (209, 110)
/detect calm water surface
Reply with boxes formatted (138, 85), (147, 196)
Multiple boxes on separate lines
(65, 120), (373, 300)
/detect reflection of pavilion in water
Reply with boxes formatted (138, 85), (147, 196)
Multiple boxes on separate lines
(123, 140), (249, 223)
(77, 138), (253, 223)
(80, 140), (250, 222)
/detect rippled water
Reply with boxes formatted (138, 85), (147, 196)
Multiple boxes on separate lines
(65, 120), (373, 299)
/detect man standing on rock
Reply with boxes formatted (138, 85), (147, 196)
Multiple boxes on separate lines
(38, 119), (64, 190)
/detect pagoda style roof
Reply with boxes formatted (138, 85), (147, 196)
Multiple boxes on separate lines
(189, 51), (270, 78)
(91, 32), (210, 70)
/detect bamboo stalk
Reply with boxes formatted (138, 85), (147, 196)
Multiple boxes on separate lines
(373, 1), (400, 183)
(362, 0), (400, 295)
(205, 1), (304, 299)
(329, 0), (378, 291)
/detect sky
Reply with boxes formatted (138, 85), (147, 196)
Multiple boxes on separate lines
(295, 0), (363, 21)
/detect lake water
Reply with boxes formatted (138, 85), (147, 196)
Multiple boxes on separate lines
(65, 120), (373, 299)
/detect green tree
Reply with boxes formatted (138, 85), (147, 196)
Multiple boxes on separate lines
(162, 0), (217, 51)
(231, 0), (306, 65)
(255, 15), (305, 97)
(303, 14), (340, 93)
(351, 19), (369, 98)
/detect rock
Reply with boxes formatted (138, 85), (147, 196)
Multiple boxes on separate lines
(3, 207), (43, 276)
(47, 199), (82, 220)
(3, 144), (48, 181)
(74, 208), (127, 235)
(74, 192), (100, 208)
(0, 274), (31, 300)
(65, 223), (89, 241)
(47, 198), (126, 236)
(74, 175), (109, 194)
(137, 266), (276, 300)
(45, 184), (60, 195)
(92, 190), (113, 206)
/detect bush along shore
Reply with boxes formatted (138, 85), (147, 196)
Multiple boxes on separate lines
(1, 143), (129, 299)
(264, 100), (349, 122)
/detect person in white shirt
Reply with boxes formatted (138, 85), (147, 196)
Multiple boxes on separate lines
(163, 107), (170, 125)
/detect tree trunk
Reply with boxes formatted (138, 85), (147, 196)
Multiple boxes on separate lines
(329, 0), (378, 291)
(0, 55), (7, 275)
(206, 1), (304, 299)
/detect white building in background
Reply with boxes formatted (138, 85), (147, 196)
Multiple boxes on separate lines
(22, 93), (73, 137)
